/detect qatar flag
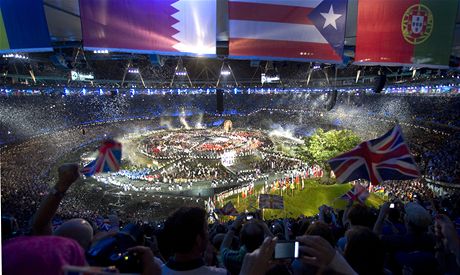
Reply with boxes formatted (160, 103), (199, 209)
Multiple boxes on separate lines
(80, 0), (216, 55)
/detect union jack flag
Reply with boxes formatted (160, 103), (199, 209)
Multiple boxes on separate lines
(340, 183), (369, 204)
(81, 140), (122, 177)
(328, 125), (420, 185)
(259, 194), (284, 209)
(215, 201), (238, 216)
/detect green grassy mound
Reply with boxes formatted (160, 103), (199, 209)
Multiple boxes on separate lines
(222, 179), (385, 220)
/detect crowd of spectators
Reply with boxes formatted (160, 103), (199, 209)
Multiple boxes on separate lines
(380, 179), (435, 202)
(4, 164), (460, 275)
(1, 88), (459, 274)
(422, 134), (460, 184)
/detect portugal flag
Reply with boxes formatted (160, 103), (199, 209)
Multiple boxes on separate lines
(355, 0), (458, 68)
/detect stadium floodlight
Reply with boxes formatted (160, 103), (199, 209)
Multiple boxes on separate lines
(93, 49), (109, 54)
(221, 70), (231, 76)
(2, 53), (28, 59)
(128, 68), (140, 74)
(175, 70), (187, 76)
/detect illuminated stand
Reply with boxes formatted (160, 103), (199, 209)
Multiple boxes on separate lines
(216, 60), (238, 87)
(170, 57), (193, 88)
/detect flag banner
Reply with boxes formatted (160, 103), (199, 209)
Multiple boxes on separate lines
(228, 0), (348, 62)
(328, 125), (420, 185)
(205, 198), (219, 220)
(216, 201), (238, 216)
(259, 194), (284, 209)
(355, 0), (459, 68)
(81, 140), (122, 177)
(0, 0), (52, 53)
(340, 184), (369, 204)
(80, 0), (216, 56)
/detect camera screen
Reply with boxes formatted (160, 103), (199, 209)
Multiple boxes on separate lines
(274, 241), (299, 259)
(390, 203), (395, 208)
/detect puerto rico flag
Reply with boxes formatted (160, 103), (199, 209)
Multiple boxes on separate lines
(228, 0), (348, 62)
(340, 184), (369, 204)
(328, 126), (420, 185)
(79, 0), (216, 55)
(81, 140), (122, 177)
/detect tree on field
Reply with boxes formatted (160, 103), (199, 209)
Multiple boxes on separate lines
(295, 129), (361, 169)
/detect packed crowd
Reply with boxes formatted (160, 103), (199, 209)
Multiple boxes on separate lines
(3, 164), (460, 275)
(2, 106), (458, 228)
(2, 90), (459, 274)
(2, 91), (459, 144)
(423, 135), (460, 184)
(380, 179), (435, 202)
(167, 161), (230, 182)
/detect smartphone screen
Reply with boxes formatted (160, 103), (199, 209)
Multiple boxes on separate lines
(390, 203), (395, 208)
(246, 215), (253, 220)
(274, 241), (299, 259)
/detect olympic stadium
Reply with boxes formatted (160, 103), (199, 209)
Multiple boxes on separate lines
(1, 1), (460, 274)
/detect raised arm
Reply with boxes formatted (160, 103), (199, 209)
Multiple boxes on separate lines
(373, 202), (390, 236)
(221, 214), (245, 251)
(32, 163), (80, 235)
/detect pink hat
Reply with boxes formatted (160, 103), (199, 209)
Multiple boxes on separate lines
(3, 236), (86, 275)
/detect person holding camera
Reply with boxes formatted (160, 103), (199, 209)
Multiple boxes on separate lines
(161, 207), (227, 275)
(220, 213), (273, 275)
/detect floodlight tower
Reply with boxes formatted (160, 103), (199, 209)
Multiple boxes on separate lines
(216, 60), (238, 87)
(170, 57), (193, 88)
(121, 59), (146, 88)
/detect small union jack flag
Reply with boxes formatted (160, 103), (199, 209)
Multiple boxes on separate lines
(258, 194), (284, 209)
(340, 184), (369, 204)
(81, 140), (122, 177)
(328, 125), (420, 185)
(215, 201), (238, 216)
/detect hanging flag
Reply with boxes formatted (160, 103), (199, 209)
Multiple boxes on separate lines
(80, 0), (216, 55)
(216, 201), (238, 216)
(228, 0), (348, 62)
(355, 0), (459, 68)
(328, 125), (420, 185)
(259, 194), (284, 209)
(206, 197), (219, 220)
(340, 184), (369, 204)
(249, 183), (254, 195)
(0, 0), (52, 53)
(81, 140), (122, 177)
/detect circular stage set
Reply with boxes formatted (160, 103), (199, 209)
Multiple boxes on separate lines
(70, 124), (304, 217)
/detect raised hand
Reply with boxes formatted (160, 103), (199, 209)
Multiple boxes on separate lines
(55, 163), (80, 193)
